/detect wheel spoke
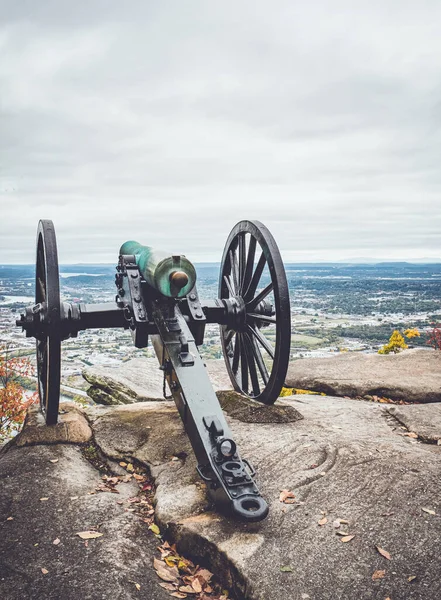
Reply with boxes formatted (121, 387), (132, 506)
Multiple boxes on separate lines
(239, 334), (249, 393)
(247, 282), (274, 311)
(238, 233), (246, 293)
(244, 333), (260, 396)
(242, 236), (256, 295)
(247, 313), (277, 325)
(229, 249), (239, 295)
(232, 334), (241, 374)
(224, 328), (235, 348)
(244, 252), (266, 301)
(223, 275), (235, 298)
(248, 332), (269, 385)
(250, 336), (269, 385)
(247, 324), (275, 359)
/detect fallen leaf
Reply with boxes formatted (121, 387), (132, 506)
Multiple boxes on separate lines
(53, 538), (60, 545)
(179, 585), (196, 593)
(196, 568), (213, 583)
(171, 594), (188, 599)
(7, 516), (14, 521)
(336, 531), (350, 536)
(341, 535), (355, 543)
(192, 578), (202, 593)
(70, 496), (79, 501)
(422, 508), (436, 515)
(372, 570), (386, 580)
(339, 519), (349, 524)
(119, 462), (127, 467)
(75, 531), (103, 540)
(39, 497), (49, 502)
(404, 432), (418, 438)
(159, 582), (176, 591)
(318, 517), (328, 526)
(41, 568), (49, 575)
(49, 459), (58, 464)
(126, 463), (134, 472)
(134, 583), (141, 591)
(153, 557), (165, 571)
(149, 523), (160, 535)
(280, 565), (293, 572)
(408, 575), (417, 582)
(279, 489), (296, 503)
(376, 546), (391, 560)
(156, 568), (178, 583)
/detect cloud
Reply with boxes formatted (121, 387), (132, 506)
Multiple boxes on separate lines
(1, 0), (440, 263)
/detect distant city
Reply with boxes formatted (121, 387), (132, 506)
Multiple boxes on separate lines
(1, 262), (440, 398)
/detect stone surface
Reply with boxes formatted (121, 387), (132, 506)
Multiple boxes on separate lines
(84, 357), (232, 405)
(87, 395), (441, 600)
(286, 348), (441, 403)
(0, 441), (171, 600)
(15, 403), (92, 446)
(386, 403), (441, 443)
(219, 390), (303, 423)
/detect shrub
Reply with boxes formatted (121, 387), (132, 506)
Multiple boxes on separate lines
(0, 345), (38, 441)
(378, 330), (408, 354)
(427, 324), (441, 351)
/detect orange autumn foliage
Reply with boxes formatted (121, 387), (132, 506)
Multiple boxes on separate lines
(0, 345), (38, 440)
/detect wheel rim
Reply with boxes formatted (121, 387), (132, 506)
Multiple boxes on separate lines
(35, 220), (61, 425)
(219, 220), (291, 405)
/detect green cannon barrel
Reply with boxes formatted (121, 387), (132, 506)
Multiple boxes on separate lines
(119, 241), (196, 298)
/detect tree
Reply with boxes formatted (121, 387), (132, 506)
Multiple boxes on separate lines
(378, 330), (408, 354)
(427, 324), (441, 351)
(0, 345), (37, 441)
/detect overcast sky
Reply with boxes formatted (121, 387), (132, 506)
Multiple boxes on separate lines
(0, 1), (440, 263)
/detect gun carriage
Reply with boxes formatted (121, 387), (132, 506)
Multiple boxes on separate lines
(17, 220), (291, 522)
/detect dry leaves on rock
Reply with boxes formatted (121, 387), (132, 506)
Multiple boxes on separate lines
(318, 517), (328, 526)
(422, 508), (436, 515)
(372, 570), (386, 581)
(376, 546), (391, 560)
(75, 531), (103, 540)
(41, 568), (49, 575)
(280, 566), (293, 572)
(340, 535), (355, 543)
(279, 489), (296, 504)
(153, 541), (227, 599)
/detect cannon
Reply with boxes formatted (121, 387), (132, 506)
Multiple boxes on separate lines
(17, 220), (291, 522)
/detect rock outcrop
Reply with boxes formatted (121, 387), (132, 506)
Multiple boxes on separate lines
(86, 393), (441, 600)
(286, 348), (441, 402)
(83, 358), (232, 405)
(3, 353), (441, 600)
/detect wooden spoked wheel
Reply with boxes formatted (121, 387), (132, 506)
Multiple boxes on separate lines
(219, 220), (291, 405)
(35, 220), (61, 425)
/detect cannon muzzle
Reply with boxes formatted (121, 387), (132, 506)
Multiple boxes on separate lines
(119, 241), (196, 298)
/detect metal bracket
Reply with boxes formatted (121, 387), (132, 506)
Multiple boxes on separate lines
(178, 334), (194, 366)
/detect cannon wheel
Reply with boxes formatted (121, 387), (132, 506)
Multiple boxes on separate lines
(219, 220), (291, 405)
(35, 220), (61, 425)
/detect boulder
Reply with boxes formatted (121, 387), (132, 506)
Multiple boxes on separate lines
(286, 348), (441, 403)
(15, 402), (92, 446)
(83, 357), (232, 405)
